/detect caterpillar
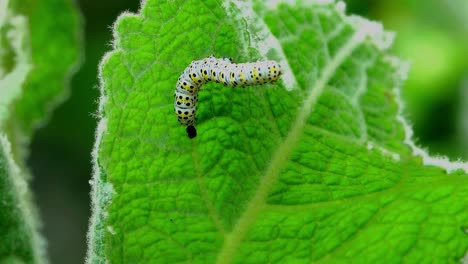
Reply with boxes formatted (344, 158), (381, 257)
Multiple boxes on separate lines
(174, 55), (282, 138)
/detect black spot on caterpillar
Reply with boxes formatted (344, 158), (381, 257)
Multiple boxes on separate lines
(174, 55), (282, 138)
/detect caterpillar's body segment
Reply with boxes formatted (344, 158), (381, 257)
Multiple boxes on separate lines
(174, 55), (282, 138)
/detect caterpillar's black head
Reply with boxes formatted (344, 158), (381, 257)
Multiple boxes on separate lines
(186, 125), (197, 139)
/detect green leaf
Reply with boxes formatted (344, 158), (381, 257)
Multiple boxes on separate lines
(0, 2), (31, 125)
(89, 0), (468, 263)
(0, 0), (81, 262)
(0, 136), (41, 263)
(0, 4), (40, 263)
(9, 0), (82, 138)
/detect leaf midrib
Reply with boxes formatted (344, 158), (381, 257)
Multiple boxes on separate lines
(215, 27), (368, 264)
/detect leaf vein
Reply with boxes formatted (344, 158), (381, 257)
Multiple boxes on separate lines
(215, 25), (368, 264)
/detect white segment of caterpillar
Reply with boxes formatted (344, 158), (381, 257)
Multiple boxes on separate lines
(174, 55), (282, 138)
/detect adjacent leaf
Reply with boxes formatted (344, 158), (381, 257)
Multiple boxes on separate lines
(0, 4), (41, 263)
(9, 0), (82, 138)
(89, 0), (468, 263)
(0, 136), (43, 263)
(0, 2), (31, 125)
(0, 0), (82, 262)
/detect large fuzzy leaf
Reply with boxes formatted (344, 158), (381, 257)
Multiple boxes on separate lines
(89, 0), (468, 263)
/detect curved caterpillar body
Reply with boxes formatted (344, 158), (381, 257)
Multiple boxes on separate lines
(174, 55), (282, 138)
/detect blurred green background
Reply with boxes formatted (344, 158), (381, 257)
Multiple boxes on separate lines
(27, 0), (467, 263)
